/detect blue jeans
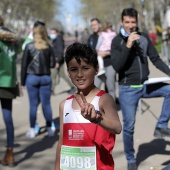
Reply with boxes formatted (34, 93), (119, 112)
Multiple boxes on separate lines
(0, 98), (14, 148)
(119, 83), (170, 163)
(26, 74), (53, 128)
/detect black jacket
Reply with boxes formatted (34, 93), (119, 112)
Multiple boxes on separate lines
(111, 32), (170, 85)
(21, 42), (55, 85)
(51, 35), (64, 65)
(88, 32), (99, 49)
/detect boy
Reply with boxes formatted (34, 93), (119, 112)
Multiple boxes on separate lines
(54, 43), (122, 170)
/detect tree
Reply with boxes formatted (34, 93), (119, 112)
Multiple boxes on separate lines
(80, 0), (166, 32)
(0, 0), (60, 32)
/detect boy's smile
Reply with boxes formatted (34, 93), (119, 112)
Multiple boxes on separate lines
(67, 58), (98, 90)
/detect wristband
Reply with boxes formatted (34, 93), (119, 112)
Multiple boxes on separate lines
(90, 110), (103, 124)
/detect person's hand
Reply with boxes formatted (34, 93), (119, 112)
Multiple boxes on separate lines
(97, 51), (110, 57)
(55, 63), (60, 69)
(126, 32), (140, 48)
(74, 92), (97, 121)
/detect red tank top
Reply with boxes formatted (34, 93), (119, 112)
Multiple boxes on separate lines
(62, 90), (115, 170)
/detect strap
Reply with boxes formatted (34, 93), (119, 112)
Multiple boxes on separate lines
(66, 90), (106, 100)
(66, 95), (74, 100)
(27, 51), (40, 69)
(96, 90), (106, 96)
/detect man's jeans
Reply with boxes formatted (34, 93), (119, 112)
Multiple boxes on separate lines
(119, 83), (170, 163)
(26, 74), (53, 128)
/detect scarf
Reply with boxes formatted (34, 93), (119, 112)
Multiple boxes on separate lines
(120, 26), (130, 37)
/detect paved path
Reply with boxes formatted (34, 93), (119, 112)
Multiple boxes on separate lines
(0, 38), (170, 170)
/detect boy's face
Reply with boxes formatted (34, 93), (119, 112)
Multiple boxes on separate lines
(67, 58), (98, 90)
(121, 16), (137, 34)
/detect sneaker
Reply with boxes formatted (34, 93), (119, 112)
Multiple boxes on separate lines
(97, 69), (105, 76)
(34, 123), (40, 135)
(154, 127), (170, 138)
(51, 121), (56, 132)
(47, 127), (55, 137)
(128, 163), (137, 170)
(26, 128), (36, 138)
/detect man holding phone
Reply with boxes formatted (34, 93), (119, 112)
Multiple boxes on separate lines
(111, 8), (170, 170)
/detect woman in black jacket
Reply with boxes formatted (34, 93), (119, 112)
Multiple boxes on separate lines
(21, 21), (55, 138)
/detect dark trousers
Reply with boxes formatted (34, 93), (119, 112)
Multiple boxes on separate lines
(0, 98), (14, 148)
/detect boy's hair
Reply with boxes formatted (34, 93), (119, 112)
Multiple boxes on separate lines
(121, 8), (138, 22)
(65, 42), (98, 68)
(90, 18), (101, 24)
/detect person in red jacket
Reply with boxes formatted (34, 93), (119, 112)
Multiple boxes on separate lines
(148, 27), (157, 46)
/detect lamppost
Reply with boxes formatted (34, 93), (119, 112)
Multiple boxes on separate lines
(6, 8), (12, 28)
(139, 0), (148, 32)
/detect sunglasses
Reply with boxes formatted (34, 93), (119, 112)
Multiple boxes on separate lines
(34, 21), (45, 27)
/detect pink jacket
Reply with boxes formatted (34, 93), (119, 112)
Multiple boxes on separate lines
(96, 30), (116, 51)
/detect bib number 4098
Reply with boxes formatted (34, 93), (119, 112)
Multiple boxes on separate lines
(60, 145), (96, 170)
(64, 156), (91, 168)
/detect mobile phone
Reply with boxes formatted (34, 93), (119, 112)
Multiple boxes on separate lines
(130, 28), (140, 34)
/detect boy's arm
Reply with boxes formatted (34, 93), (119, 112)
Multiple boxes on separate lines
(98, 93), (122, 134)
(74, 92), (122, 134)
(54, 100), (65, 170)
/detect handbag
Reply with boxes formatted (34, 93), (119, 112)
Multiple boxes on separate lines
(15, 82), (23, 97)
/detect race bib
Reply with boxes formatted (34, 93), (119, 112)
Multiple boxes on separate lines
(60, 145), (96, 170)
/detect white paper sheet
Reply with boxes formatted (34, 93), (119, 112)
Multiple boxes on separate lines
(144, 77), (170, 85)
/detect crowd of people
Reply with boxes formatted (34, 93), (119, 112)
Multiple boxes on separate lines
(0, 7), (170, 170)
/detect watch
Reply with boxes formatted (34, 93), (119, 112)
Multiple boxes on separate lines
(90, 110), (103, 124)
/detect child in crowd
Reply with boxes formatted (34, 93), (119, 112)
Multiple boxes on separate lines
(54, 43), (122, 170)
(96, 22), (116, 76)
